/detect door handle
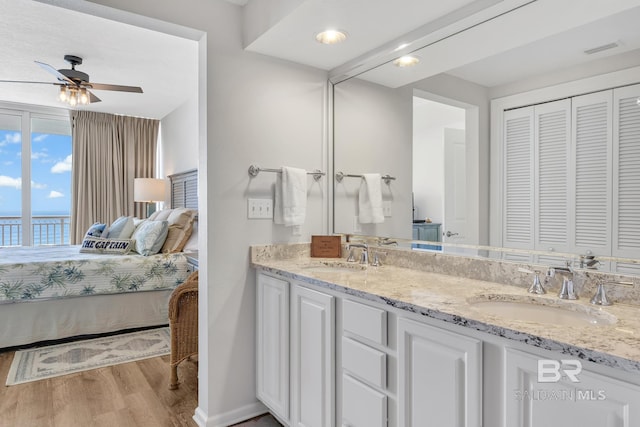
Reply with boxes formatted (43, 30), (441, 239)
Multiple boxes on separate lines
(445, 231), (459, 237)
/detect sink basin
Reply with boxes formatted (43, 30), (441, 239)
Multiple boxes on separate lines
(467, 295), (617, 327)
(298, 261), (367, 274)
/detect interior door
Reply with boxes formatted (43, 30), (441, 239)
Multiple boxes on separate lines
(443, 128), (467, 245)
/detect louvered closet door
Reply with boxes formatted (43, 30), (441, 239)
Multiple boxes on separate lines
(503, 107), (535, 250)
(571, 91), (612, 257)
(534, 99), (572, 254)
(613, 84), (640, 259)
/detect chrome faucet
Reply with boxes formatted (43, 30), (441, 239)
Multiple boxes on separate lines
(520, 268), (546, 294)
(549, 263), (577, 300)
(590, 280), (633, 306)
(347, 243), (368, 265)
(377, 237), (398, 246)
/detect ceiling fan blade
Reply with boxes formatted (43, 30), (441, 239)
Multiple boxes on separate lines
(89, 83), (143, 93)
(88, 90), (101, 103)
(0, 80), (57, 85)
(34, 61), (75, 85)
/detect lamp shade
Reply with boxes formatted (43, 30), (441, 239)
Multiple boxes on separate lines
(134, 178), (167, 202)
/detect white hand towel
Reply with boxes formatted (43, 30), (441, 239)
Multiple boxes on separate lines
(358, 173), (384, 224)
(274, 166), (307, 226)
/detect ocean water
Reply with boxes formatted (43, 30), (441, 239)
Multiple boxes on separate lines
(0, 211), (70, 246)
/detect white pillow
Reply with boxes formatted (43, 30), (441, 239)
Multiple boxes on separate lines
(183, 219), (198, 252)
(105, 216), (136, 239)
(131, 220), (169, 256)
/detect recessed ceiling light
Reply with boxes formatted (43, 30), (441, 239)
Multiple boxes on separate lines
(315, 30), (347, 45)
(393, 55), (420, 67)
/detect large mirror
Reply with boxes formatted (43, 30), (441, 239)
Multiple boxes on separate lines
(332, 1), (640, 273)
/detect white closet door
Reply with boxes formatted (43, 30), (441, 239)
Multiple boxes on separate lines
(613, 84), (640, 260)
(571, 91), (612, 257)
(503, 107), (535, 250)
(534, 99), (572, 254)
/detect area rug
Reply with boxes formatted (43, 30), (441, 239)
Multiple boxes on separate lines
(6, 327), (170, 385)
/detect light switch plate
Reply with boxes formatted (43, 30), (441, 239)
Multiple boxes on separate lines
(248, 198), (273, 219)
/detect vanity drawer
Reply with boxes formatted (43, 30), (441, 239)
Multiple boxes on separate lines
(342, 299), (387, 345)
(342, 373), (387, 427)
(342, 337), (386, 389)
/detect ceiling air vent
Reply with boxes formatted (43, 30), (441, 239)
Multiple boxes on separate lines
(584, 42), (619, 55)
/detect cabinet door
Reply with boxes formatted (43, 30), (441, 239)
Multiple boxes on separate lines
(571, 90), (612, 257)
(534, 99), (572, 254)
(291, 284), (335, 427)
(398, 318), (482, 427)
(505, 347), (640, 427)
(612, 83), (640, 260)
(503, 106), (535, 250)
(256, 273), (290, 422)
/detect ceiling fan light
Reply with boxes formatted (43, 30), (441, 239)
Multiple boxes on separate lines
(68, 91), (77, 106)
(79, 88), (89, 105)
(58, 86), (67, 102)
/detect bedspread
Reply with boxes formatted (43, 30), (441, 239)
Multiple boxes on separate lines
(0, 245), (190, 303)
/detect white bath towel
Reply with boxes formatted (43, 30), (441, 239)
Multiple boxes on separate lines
(274, 166), (307, 226)
(358, 173), (384, 224)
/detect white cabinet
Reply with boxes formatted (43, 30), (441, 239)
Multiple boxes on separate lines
(505, 347), (640, 427)
(291, 284), (335, 427)
(339, 299), (389, 427)
(256, 273), (290, 423)
(342, 373), (387, 427)
(397, 317), (483, 427)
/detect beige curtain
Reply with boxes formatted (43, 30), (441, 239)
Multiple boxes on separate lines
(69, 111), (159, 244)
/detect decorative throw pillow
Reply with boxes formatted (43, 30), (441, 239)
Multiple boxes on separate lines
(161, 208), (197, 253)
(79, 237), (134, 254)
(84, 222), (106, 238)
(105, 216), (136, 239)
(131, 220), (169, 256)
(148, 209), (172, 221)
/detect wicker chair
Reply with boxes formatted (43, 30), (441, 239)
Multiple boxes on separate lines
(168, 270), (199, 390)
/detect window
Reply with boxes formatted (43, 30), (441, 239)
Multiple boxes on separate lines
(0, 107), (71, 246)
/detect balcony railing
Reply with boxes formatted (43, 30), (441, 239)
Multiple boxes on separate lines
(0, 215), (70, 247)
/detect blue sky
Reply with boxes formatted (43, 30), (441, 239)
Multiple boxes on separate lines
(0, 129), (72, 214)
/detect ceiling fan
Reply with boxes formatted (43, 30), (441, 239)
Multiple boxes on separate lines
(0, 54), (143, 105)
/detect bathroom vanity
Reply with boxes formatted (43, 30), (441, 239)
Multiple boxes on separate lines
(252, 243), (640, 427)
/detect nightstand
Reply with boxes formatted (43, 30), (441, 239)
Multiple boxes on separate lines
(185, 252), (199, 273)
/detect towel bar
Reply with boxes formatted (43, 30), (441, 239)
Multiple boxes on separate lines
(248, 165), (325, 181)
(335, 171), (396, 185)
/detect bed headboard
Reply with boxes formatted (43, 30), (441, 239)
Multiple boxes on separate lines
(168, 169), (198, 209)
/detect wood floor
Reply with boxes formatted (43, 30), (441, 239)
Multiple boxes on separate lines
(0, 349), (282, 427)
(0, 350), (199, 427)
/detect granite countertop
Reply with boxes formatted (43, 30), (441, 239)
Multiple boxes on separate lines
(252, 252), (640, 375)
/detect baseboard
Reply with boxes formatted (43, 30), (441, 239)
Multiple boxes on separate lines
(192, 401), (269, 427)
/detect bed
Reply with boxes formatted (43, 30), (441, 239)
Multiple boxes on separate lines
(0, 169), (198, 349)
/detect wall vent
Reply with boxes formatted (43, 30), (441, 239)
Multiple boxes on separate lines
(584, 42), (619, 55)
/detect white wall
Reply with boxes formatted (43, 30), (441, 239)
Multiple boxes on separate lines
(412, 98), (465, 224)
(412, 74), (490, 245)
(161, 96), (199, 177)
(333, 77), (413, 239)
(84, 1), (328, 426)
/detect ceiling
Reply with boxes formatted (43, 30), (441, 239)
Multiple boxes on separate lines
(3, 0), (639, 119)
(240, 0), (640, 89)
(0, 0), (198, 119)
